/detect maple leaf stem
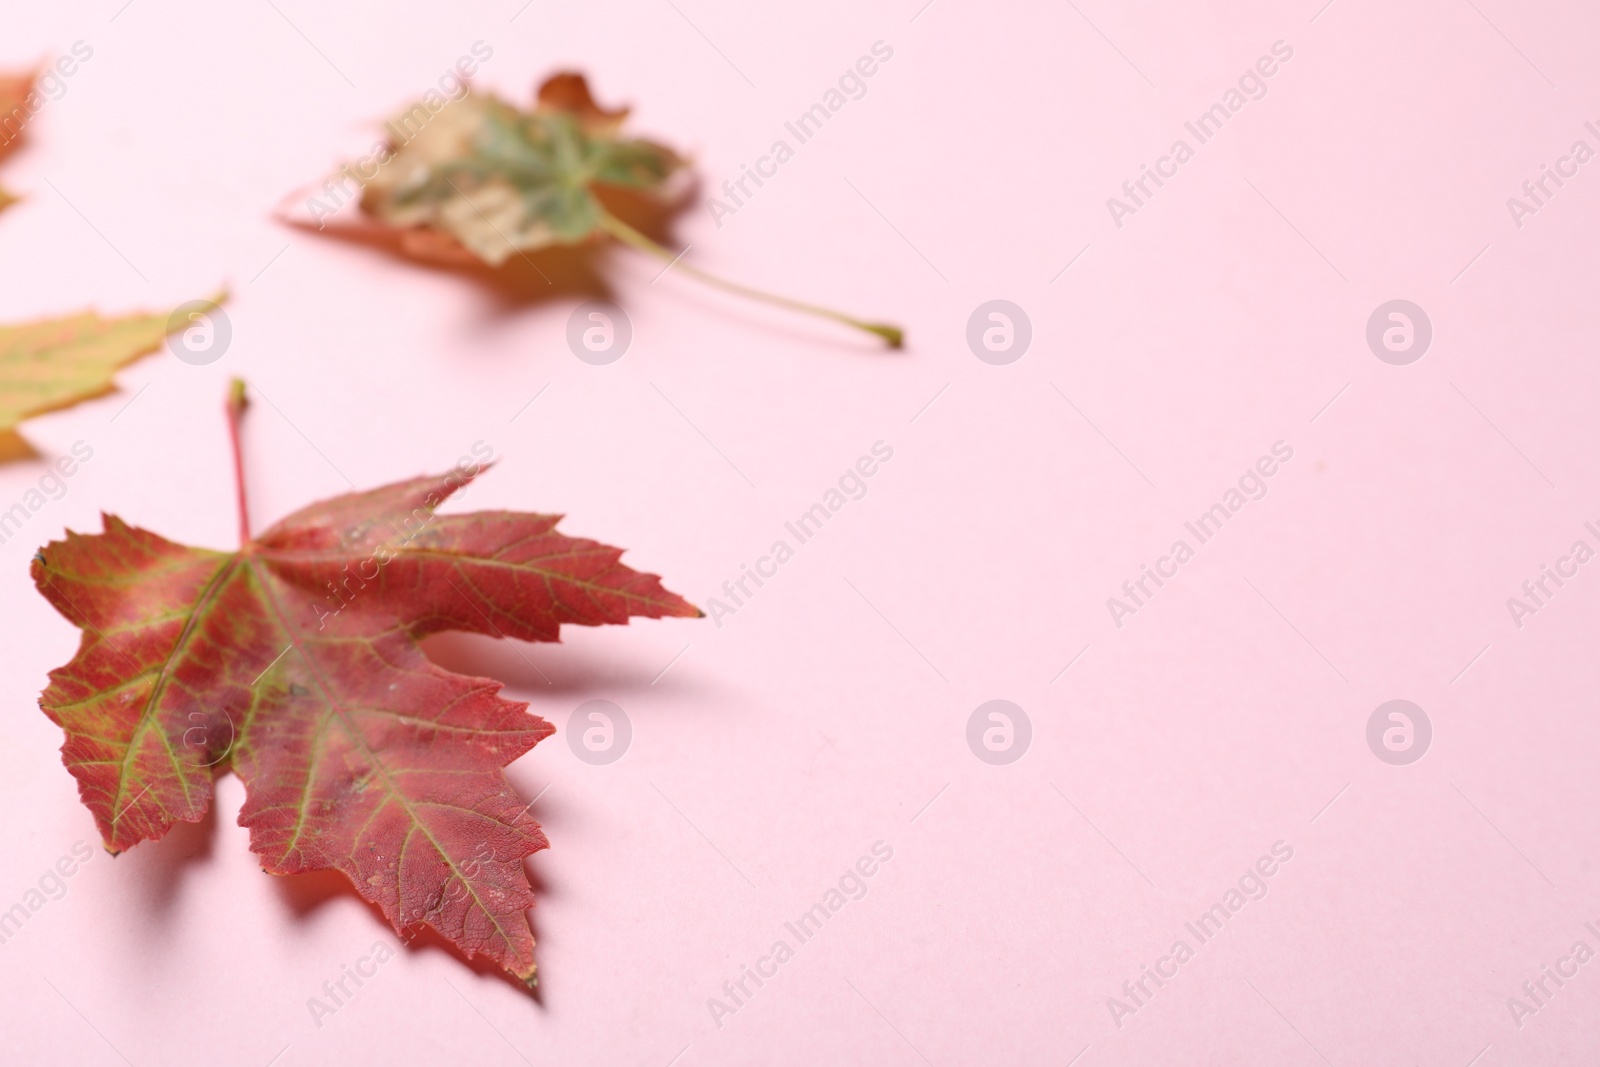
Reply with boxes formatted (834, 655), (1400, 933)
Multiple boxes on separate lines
(226, 378), (251, 543)
(596, 212), (905, 349)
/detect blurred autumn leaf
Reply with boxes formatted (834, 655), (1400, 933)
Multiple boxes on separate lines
(366, 73), (684, 265)
(305, 73), (903, 348)
(0, 71), (35, 213)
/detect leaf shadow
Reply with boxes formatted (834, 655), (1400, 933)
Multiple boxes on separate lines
(419, 631), (702, 700)
(119, 802), (218, 931)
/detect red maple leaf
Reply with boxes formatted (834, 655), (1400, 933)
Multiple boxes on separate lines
(30, 380), (700, 985)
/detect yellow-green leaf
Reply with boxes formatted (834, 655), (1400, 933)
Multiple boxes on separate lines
(0, 295), (225, 433)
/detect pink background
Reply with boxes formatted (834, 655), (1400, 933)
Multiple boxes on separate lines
(4, 1), (1600, 1063)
